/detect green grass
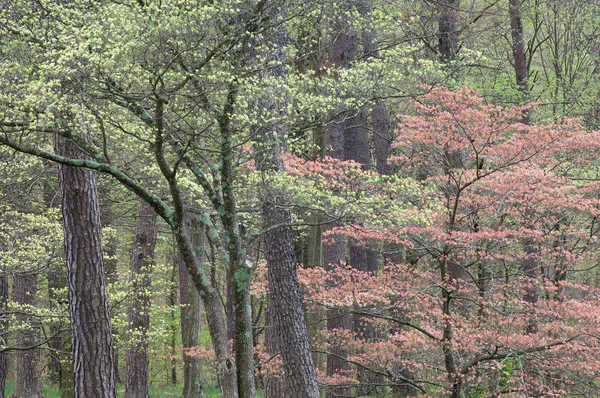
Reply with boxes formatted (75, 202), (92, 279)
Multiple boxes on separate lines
(5, 380), (263, 397)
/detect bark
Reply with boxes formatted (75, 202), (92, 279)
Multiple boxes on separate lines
(305, 222), (324, 371)
(180, 215), (207, 398)
(13, 274), (42, 398)
(0, 276), (7, 398)
(323, 227), (351, 398)
(173, 227), (237, 398)
(252, 5), (319, 397)
(44, 181), (63, 386)
(104, 228), (122, 384)
(55, 134), (116, 398)
(509, 0), (529, 91)
(372, 100), (392, 176)
(438, 0), (460, 62)
(321, 8), (361, 396)
(167, 262), (178, 386)
(259, 188), (320, 398)
(47, 266), (63, 382)
(125, 200), (158, 398)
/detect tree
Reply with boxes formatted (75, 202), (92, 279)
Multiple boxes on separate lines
(0, 1), (440, 396)
(125, 200), (158, 398)
(294, 87), (600, 396)
(55, 134), (116, 397)
(179, 213), (207, 398)
(0, 276), (6, 398)
(12, 273), (42, 398)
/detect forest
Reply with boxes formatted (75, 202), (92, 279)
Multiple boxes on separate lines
(1, 0), (600, 397)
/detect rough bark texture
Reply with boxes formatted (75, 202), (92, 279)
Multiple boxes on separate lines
(55, 134), (116, 398)
(372, 100), (392, 176)
(125, 201), (158, 398)
(253, 5), (319, 397)
(180, 215), (207, 398)
(438, 0), (460, 62)
(0, 276), (7, 398)
(260, 197), (321, 398)
(509, 0), (529, 91)
(13, 273), (42, 398)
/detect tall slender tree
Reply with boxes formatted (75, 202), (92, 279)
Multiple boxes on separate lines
(179, 214), (207, 398)
(125, 200), (158, 398)
(12, 275), (41, 398)
(55, 133), (116, 398)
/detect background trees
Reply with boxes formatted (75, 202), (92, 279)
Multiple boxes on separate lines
(1, 0), (600, 397)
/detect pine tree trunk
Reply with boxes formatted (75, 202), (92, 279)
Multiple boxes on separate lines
(261, 199), (320, 398)
(55, 134), (116, 398)
(125, 200), (158, 398)
(180, 215), (207, 398)
(13, 273), (42, 398)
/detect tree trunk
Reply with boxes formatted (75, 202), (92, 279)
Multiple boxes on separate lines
(13, 274), (42, 398)
(438, 0), (460, 62)
(523, 239), (539, 334)
(104, 228), (122, 384)
(323, 226), (351, 398)
(168, 259), (178, 386)
(509, 0), (529, 91)
(55, 134), (116, 398)
(251, 4), (319, 397)
(372, 100), (392, 176)
(173, 227), (238, 398)
(0, 276), (7, 398)
(180, 215), (207, 398)
(125, 200), (158, 398)
(321, 8), (361, 395)
(260, 197), (320, 398)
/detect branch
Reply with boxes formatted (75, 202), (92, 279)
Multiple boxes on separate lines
(351, 309), (441, 342)
(0, 135), (176, 225)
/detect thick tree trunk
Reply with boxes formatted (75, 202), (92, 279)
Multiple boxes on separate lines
(252, 5), (319, 397)
(13, 274), (42, 398)
(438, 0), (460, 62)
(260, 197), (320, 398)
(0, 276), (7, 398)
(321, 8), (361, 395)
(372, 100), (392, 176)
(509, 0), (529, 91)
(55, 134), (116, 398)
(125, 201), (158, 398)
(508, 0), (531, 124)
(180, 215), (207, 398)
